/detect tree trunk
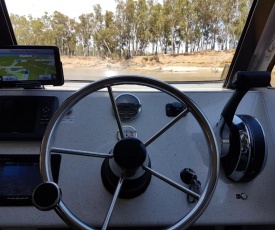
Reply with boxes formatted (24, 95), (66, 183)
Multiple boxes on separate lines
(103, 40), (112, 56)
(185, 41), (188, 53)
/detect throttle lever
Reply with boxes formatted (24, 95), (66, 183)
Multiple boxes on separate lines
(218, 71), (270, 157)
(222, 71), (270, 128)
(216, 71), (269, 182)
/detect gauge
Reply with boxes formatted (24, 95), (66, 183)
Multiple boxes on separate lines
(115, 94), (141, 121)
(117, 126), (138, 140)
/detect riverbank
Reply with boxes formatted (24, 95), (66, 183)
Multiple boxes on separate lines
(61, 50), (234, 74)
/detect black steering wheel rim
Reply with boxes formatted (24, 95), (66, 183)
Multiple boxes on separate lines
(39, 75), (219, 230)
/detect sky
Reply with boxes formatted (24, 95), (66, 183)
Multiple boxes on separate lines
(5, 0), (117, 18)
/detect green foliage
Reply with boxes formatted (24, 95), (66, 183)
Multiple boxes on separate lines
(9, 0), (253, 57)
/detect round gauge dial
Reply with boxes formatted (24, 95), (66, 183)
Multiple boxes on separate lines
(115, 94), (141, 121)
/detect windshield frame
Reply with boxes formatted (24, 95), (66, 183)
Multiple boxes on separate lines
(224, 0), (275, 89)
(0, 0), (17, 45)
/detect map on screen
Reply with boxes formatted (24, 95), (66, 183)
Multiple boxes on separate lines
(0, 49), (56, 82)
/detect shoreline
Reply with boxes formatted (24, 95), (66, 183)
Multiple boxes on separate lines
(60, 51), (274, 75)
(61, 51), (234, 74)
(63, 64), (224, 74)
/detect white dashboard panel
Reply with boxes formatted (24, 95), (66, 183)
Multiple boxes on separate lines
(0, 86), (274, 228)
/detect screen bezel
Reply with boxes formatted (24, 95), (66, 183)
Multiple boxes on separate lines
(0, 45), (64, 87)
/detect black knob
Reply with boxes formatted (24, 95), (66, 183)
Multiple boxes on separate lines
(166, 102), (185, 117)
(113, 137), (147, 169)
(180, 168), (197, 184)
(32, 182), (61, 211)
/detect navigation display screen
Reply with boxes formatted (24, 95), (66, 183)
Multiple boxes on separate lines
(0, 45), (64, 87)
(0, 154), (61, 206)
(0, 96), (59, 140)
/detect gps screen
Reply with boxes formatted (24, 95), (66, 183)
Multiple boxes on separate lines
(0, 46), (63, 87)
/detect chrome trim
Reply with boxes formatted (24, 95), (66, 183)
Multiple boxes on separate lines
(117, 125), (137, 140)
(228, 115), (252, 181)
(216, 116), (230, 157)
(114, 93), (141, 121)
(223, 114), (267, 182)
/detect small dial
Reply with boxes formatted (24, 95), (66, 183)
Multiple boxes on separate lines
(115, 94), (141, 121)
(117, 126), (138, 140)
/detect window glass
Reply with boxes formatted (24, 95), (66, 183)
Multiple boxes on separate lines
(6, 0), (256, 83)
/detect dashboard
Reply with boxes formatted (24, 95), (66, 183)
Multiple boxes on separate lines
(0, 79), (275, 229)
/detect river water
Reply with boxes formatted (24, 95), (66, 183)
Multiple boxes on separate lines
(63, 68), (275, 85)
(63, 68), (223, 82)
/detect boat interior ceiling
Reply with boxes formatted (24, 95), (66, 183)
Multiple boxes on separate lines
(0, 0), (275, 229)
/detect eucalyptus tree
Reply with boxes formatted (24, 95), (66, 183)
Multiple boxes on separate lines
(134, 0), (151, 55)
(216, 0), (233, 50)
(92, 4), (120, 56)
(9, 14), (30, 45)
(66, 19), (77, 55)
(92, 4), (105, 56)
(40, 12), (55, 45)
(162, 0), (180, 54)
(114, 0), (128, 57)
(125, 0), (137, 55)
(95, 10), (119, 56)
(113, 0), (137, 57)
(162, 0), (195, 53)
(228, 0), (253, 49)
(175, 0), (199, 52)
(77, 13), (95, 56)
(148, 2), (164, 54)
(193, 0), (221, 50)
(51, 11), (74, 54)
(26, 16), (44, 45)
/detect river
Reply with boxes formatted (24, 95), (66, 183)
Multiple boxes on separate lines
(63, 68), (275, 85)
(63, 68), (224, 82)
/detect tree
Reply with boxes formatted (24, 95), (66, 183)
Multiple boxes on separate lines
(176, 0), (198, 52)
(51, 11), (73, 54)
(135, 0), (150, 55)
(114, 0), (127, 57)
(10, 14), (30, 45)
(163, 0), (179, 54)
(95, 11), (119, 56)
(40, 12), (55, 45)
(125, 0), (137, 55)
(148, 2), (164, 54)
(9, 0), (253, 56)
(77, 13), (94, 56)
(229, 0), (253, 48)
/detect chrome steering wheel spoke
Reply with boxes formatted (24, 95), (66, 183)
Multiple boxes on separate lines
(107, 85), (124, 139)
(51, 147), (113, 158)
(144, 108), (189, 147)
(102, 176), (124, 230)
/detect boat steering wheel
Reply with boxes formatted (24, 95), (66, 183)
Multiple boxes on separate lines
(33, 75), (219, 230)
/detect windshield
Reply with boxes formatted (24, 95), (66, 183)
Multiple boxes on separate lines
(5, 0), (269, 84)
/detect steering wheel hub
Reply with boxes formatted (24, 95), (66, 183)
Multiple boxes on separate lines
(113, 137), (147, 170)
(101, 138), (152, 199)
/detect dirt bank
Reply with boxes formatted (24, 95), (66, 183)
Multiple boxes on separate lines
(61, 50), (234, 73)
